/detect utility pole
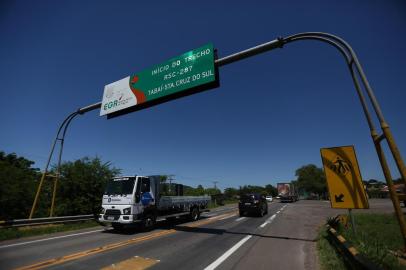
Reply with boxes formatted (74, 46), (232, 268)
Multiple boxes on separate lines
(213, 181), (218, 189)
(168, 174), (175, 194)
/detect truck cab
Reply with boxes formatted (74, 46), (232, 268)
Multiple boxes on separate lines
(99, 175), (158, 229)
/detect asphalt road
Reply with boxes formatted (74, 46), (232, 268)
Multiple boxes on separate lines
(0, 199), (396, 270)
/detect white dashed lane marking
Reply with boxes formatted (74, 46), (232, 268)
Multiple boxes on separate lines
(259, 214), (276, 228)
(203, 235), (252, 270)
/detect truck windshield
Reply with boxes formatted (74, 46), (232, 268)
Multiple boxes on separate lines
(104, 177), (136, 195)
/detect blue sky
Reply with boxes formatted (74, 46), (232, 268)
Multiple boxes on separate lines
(1, 0), (405, 190)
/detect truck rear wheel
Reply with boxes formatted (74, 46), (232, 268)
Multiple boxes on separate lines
(190, 207), (200, 221)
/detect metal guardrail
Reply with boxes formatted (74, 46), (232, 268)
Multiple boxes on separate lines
(0, 214), (95, 228)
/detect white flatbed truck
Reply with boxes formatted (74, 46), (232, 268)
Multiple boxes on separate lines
(99, 175), (210, 230)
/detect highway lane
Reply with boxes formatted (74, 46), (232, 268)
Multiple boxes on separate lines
(0, 203), (282, 270)
(0, 199), (397, 270)
(218, 200), (337, 270)
(0, 204), (240, 269)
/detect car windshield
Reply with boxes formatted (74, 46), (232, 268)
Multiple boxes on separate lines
(241, 194), (259, 201)
(104, 177), (136, 195)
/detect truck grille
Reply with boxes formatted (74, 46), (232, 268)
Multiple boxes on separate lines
(105, 209), (121, 215)
(104, 209), (121, 220)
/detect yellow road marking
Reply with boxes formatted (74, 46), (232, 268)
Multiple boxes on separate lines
(14, 230), (175, 270)
(14, 211), (237, 270)
(101, 256), (158, 270)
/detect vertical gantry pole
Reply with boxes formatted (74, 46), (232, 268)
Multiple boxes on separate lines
(29, 112), (75, 219)
(49, 112), (79, 217)
(29, 103), (101, 219)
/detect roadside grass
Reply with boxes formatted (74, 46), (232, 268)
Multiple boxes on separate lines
(317, 227), (346, 270)
(0, 220), (101, 242)
(341, 213), (405, 270)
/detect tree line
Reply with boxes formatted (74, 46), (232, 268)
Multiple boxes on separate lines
(1, 150), (337, 220)
(0, 151), (120, 220)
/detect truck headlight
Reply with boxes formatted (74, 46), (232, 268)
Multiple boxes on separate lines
(123, 207), (131, 215)
(101, 207), (105, 214)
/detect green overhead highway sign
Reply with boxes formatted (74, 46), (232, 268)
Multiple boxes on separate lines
(100, 43), (219, 118)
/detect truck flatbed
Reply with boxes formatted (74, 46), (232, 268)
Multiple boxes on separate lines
(158, 195), (211, 210)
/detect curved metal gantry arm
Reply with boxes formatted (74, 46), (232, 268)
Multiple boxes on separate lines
(282, 33), (377, 134)
(282, 33), (405, 182)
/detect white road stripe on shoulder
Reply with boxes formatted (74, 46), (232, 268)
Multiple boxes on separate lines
(235, 217), (246, 222)
(204, 235), (252, 270)
(0, 229), (104, 249)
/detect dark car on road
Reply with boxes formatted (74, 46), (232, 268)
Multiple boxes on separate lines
(238, 193), (268, 217)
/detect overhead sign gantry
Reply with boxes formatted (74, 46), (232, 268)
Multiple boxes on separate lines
(30, 32), (406, 251)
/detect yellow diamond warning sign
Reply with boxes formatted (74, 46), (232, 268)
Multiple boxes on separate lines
(320, 145), (369, 209)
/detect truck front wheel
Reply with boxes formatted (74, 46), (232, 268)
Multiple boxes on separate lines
(142, 214), (156, 231)
(190, 207), (200, 221)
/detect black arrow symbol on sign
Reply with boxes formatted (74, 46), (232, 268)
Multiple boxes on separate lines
(335, 194), (344, 203)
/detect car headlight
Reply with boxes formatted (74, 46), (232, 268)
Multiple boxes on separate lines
(123, 207), (131, 215)
(101, 207), (105, 214)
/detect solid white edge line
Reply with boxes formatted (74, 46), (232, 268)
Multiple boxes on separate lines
(204, 235), (252, 270)
(0, 229), (104, 249)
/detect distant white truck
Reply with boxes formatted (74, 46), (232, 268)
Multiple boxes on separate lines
(99, 175), (210, 230)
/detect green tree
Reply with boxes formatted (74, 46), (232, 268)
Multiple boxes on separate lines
(54, 157), (120, 216)
(224, 187), (239, 199)
(265, 184), (278, 196)
(295, 164), (327, 197)
(160, 175), (168, 183)
(205, 187), (221, 195)
(0, 151), (42, 219)
(196, 184), (205, 195)
(239, 185), (266, 195)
